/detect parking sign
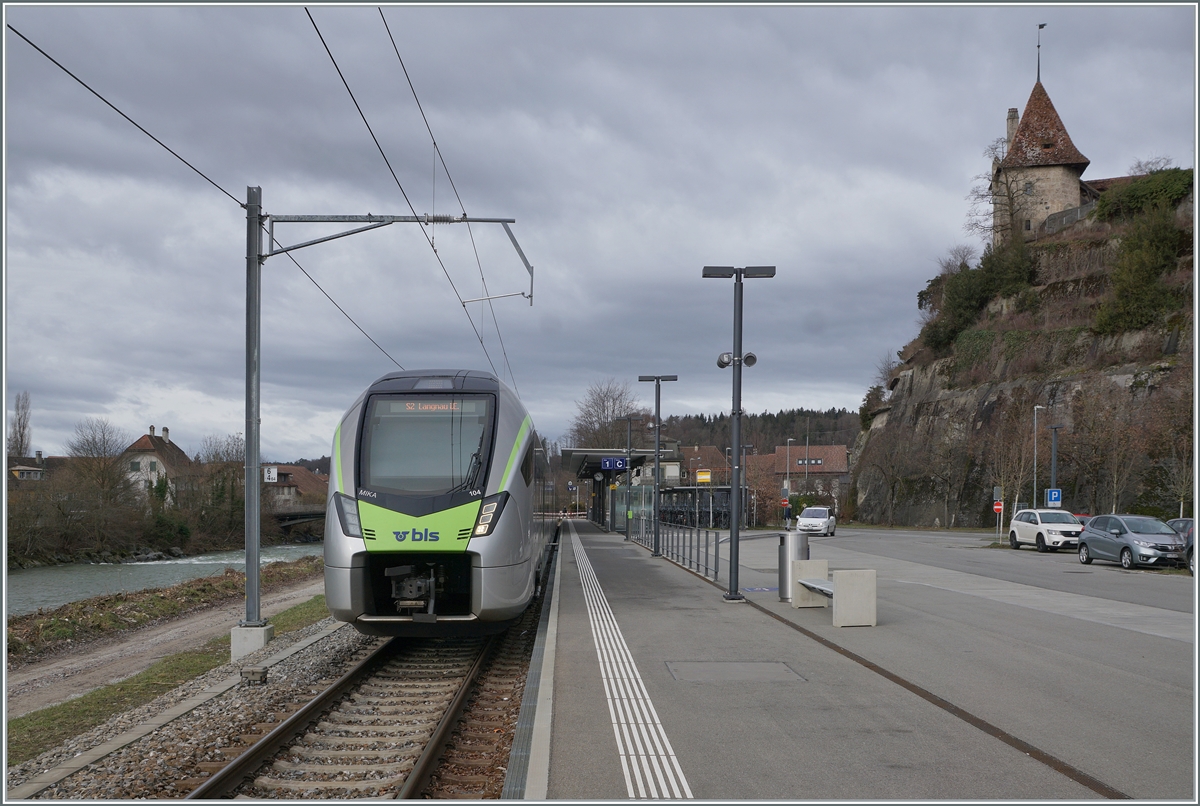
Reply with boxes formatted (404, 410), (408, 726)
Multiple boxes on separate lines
(1045, 488), (1062, 508)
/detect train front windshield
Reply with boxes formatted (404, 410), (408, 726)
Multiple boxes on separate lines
(361, 395), (495, 497)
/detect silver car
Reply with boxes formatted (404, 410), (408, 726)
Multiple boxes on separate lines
(1078, 514), (1186, 570)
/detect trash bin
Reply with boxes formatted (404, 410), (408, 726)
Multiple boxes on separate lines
(779, 531), (798, 602)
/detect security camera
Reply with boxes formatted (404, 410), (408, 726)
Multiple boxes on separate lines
(717, 352), (734, 369)
(743, 352), (757, 367)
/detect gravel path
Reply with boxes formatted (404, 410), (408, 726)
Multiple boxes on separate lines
(7, 616), (379, 798)
(6, 577), (326, 719)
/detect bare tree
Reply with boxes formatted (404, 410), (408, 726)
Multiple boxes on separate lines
(7, 390), (32, 457)
(1129, 155), (1173, 175)
(188, 431), (247, 540)
(980, 391), (1035, 518)
(938, 244), (978, 276)
(859, 420), (913, 526)
(567, 378), (648, 448)
(1144, 369), (1194, 518)
(927, 421), (975, 528)
(65, 417), (138, 551)
(965, 137), (1041, 246)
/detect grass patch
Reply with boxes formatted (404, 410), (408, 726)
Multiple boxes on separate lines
(7, 555), (323, 662)
(6, 594), (328, 768)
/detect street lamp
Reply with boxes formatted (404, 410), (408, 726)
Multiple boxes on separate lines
(1033, 404), (1046, 507)
(703, 264), (775, 601)
(616, 415), (644, 541)
(639, 374), (677, 557)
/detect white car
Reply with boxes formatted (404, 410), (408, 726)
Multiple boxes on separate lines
(1008, 509), (1083, 552)
(794, 506), (836, 536)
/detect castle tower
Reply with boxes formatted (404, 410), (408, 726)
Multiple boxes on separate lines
(992, 82), (1090, 242)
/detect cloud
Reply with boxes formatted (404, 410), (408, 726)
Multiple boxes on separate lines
(5, 4), (1194, 459)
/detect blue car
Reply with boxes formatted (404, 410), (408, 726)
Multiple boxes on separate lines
(1078, 514), (1186, 570)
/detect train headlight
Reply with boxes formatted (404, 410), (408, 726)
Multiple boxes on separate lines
(334, 493), (363, 538)
(473, 492), (510, 537)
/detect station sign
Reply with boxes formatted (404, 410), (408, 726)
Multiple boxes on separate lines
(263, 466), (277, 483)
(600, 457), (628, 471)
(696, 470), (711, 483)
(1045, 488), (1062, 508)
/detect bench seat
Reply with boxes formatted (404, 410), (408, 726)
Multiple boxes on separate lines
(790, 559), (876, 627)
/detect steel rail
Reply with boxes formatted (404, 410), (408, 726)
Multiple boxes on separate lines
(395, 633), (498, 799)
(185, 637), (398, 799)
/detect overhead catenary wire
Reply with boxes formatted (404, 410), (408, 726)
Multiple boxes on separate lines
(377, 7), (521, 398)
(8, 23), (406, 372)
(305, 7), (502, 381)
(6, 24), (243, 208)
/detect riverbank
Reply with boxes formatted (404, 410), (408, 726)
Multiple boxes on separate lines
(6, 556), (324, 666)
(7, 534), (320, 570)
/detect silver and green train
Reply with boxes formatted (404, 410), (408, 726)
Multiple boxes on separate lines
(324, 369), (553, 637)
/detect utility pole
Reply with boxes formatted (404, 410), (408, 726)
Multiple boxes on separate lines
(233, 188), (535, 659)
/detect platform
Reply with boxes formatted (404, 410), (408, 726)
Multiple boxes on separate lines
(520, 519), (1193, 800)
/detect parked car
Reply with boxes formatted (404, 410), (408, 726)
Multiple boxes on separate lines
(1166, 517), (1193, 537)
(1075, 514), (1093, 528)
(1078, 514), (1186, 570)
(794, 506), (836, 536)
(1185, 525), (1194, 577)
(1008, 509), (1084, 552)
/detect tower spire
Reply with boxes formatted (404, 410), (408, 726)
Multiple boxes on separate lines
(1037, 23), (1046, 83)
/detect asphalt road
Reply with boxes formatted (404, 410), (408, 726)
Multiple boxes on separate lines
(823, 527), (1194, 612)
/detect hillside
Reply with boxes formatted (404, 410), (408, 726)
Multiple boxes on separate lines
(852, 174), (1193, 527)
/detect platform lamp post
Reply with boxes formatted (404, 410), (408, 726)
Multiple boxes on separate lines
(617, 415), (643, 541)
(1033, 404), (1046, 507)
(689, 456), (701, 527)
(638, 375), (677, 556)
(703, 264), (775, 601)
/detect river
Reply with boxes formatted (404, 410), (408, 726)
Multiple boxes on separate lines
(5, 544), (325, 617)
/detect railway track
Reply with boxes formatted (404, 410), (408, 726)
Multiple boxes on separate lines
(184, 589), (546, 800)
(186, 635), (493, 799)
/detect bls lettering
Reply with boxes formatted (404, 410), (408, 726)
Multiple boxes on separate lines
(394, 528), (440, 542)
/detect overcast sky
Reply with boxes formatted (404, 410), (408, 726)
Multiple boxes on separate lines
(4, 4), (1195, 462)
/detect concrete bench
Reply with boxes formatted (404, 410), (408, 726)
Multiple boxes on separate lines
(790, 559), (876, 627)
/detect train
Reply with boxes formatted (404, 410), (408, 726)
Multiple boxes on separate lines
(323, 369), (554, 637)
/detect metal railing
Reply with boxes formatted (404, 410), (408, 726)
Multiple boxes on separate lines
(631, 516), (720, 581)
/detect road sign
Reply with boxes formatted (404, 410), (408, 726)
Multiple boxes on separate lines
(1045, 488), (1062, 508)
(993, 500), (1003, 513)
(600, 457), (628, 471)
(993, 486), (1002, 501)
(780, 498), (790, 508)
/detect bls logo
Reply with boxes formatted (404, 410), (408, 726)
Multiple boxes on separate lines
(394, 528), (440, 542)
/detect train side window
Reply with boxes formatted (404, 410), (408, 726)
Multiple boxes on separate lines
(521, 444), (534, 487)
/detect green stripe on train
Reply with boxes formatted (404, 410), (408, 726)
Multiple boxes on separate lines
(357, 499), (481, 553)
(500, 417), (532, 491)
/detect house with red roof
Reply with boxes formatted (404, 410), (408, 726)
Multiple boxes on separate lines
(122, 425), (194, 502)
